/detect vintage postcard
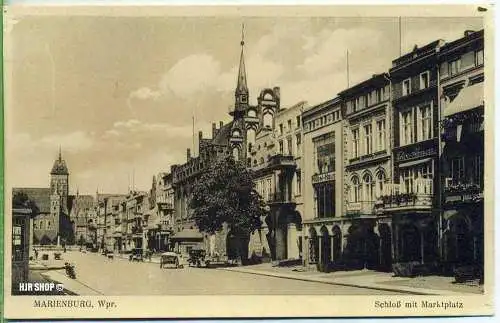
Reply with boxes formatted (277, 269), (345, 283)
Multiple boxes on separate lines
(2, 3), (495, 320)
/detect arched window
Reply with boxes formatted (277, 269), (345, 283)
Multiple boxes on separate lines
(263, 113), (273, 128)
(247, 128), (256, 146)
(363, 173), (375, 202)
(232, 147), (239, 161)
(351, 176), (361, 202)
(376, 170), (386, 198)
(232, 129), (241, 137)
(248, 109), (257, 117)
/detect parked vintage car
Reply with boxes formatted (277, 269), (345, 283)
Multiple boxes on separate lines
(160, 252), (185, 269)
(129, 248), (144, 262)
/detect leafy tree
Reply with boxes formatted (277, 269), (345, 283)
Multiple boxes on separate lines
(12, 191), (40, 216)
(190, 156), (267, 262)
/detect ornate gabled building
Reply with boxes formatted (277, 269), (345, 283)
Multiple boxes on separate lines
(170, 27), (282, 260)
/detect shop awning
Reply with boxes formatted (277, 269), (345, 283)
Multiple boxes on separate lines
(444, 83), (484, 117)
(170, 229), (203, 241)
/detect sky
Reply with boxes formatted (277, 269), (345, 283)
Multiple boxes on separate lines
(4, 8), (483, 194)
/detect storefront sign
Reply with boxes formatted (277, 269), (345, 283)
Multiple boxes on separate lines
(312, 171), (335, 184)
(395, 140), (437, 163)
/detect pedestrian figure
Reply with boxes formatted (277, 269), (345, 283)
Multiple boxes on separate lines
(34, 249), (38, 260)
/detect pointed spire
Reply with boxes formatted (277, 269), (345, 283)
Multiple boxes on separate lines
(236, 22), (248, 95)
(58, 146), (62, 161)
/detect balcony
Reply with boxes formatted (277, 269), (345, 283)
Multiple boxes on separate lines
(346, 201), (376, 216)
(375, 179), (433, 212)
(444, 181), (483, 204)
(266, 192), (296, 205)
(267, 154), (296, 169)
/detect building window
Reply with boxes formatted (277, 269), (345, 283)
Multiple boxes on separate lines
(376, 119), (386, 151)
(351, 176), (361, 202)
(296, 171), (302, 195)
(279, 140), (284, 154)
(449, 58), (461, 76)
(403, 78), (411, 96)
(420, 71), (430, 89)
(314, 132), (335, 174)
(400, 109), (414, 146)
(352, 99), (358, 112)
(400, 168), (414, 194)
(47, 221), (51, 229)
(279, 124), (283, 135)
(376, 171), (386, 198)
(296, 134), (301, 154)
(363, 124), (373, 155)
(376, 88), (384, 102)
(352, 128), (360, 158)
(475, 49), (484, 66)
(417, 104), (432, 141)
(363, 173), (375, 202)
(400, 161), (433, 194)
(315, 183), (334, 218)
(287, 119), (292, 131)
(296, 115), (301, 128)
(451, 157), (465, 184)
(232, 147), (239, 161)
(287, 137), (293, 155)
(473, 154), (484, 187)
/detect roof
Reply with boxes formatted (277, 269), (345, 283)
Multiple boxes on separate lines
(211, 121), (233, 145)
(50, 151), (69, 175)
(12, 188), (51, 214)
(338, 73), (389, 98)
(444, 83), (484, 117)
(302, 97), (342, 119)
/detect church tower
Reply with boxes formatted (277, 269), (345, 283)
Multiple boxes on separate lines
(229, 24), (250, 162)
(50, 148), (69, 214)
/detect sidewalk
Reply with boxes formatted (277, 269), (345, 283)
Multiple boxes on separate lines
(218, 263), (483, 295)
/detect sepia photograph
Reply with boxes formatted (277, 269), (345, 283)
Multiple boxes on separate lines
(2, 3), (494, 319)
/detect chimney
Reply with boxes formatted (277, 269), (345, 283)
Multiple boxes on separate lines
(219, 121), (223, 128)
(212, 123), (216, 137)
(187, 148), (191, 161)
(198, 131), (203, 140)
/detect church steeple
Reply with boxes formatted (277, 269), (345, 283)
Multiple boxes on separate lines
(232, 23), (249, 117)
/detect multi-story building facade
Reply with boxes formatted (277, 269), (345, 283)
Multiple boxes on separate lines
(249, 100), (306, 261)
(377, 39), (445, 266)
(69, 192), (96, 246)
(439, 30), (484, 271)
(146, 172), (175, 252)
(96, 193), (127, 252)
(302, 98), (344, 268)
(339, 73), (393, 270)
(123, 191), (148, 252)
